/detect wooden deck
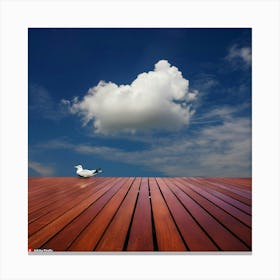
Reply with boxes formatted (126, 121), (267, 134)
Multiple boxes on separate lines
(28, 177), (252, 252)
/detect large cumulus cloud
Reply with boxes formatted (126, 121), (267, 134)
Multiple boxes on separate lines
(64, 60), (198, 134)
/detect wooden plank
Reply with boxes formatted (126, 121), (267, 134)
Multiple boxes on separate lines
(28, 177), (81, 187)
(212, 178), (252, 190)
(95, 178), (141, 251)
(28, 177), (252, 252)
(68, 178), (135, 251)
(157, 178), (218, 251)
(173, 178), (251, 248)
(237, 178), (252, 188)
(219, 178), (252, 188)
(28, 177), (49, 185)
(28, 178), (80, 204)
(28, 178), (121, 249)
(189, 178), (251, 216)
(28, 178), (114, 223)
(28, 178), (103, 205)
(182, 179), (252, 227)
(28, 178), (115, 235)
(42, 178), (126, 251)
(204, 178), (252, 197)
(28, 178), (102, 211)
(127, 178), (154, 251)
(149, 178), (186, 251)
(165, 178), (249, 251)
(28, 177), (89, 195)
(186, 178), (251, 206)
(205, 177), (251, 195)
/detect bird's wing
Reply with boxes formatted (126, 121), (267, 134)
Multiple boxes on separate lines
(83, 169), (91, 173)
(78, 170), (93, 177)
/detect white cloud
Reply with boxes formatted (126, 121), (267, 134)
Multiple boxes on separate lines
(192, 73), (219, 93)
(39, 113), (251, 177)
(29, 85), (67, 121)
(65, 60), (198, 134)
(28, 161), (55, 176)
(226, 45), (252, 68)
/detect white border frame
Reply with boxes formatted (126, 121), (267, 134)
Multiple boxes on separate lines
(1, 0), (279, 279)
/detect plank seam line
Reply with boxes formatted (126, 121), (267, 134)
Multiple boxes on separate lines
(196, 187), (252, 216)
(28, 181), (77, 213)
(41, 179), (124, 250)
(164, 179), (221, 251)
(28, 178), (117, 233)
(210, 181), (251, 197)
(148, 178), (158, 251)
(173, 180), (251, 250)
(155, 178), (189, 251)
(178, 179), (252, 228)
(190, 178), (252, 211)
(210, 178), (251, 191)
(194, 177), (252, 196)
(93, 177), (136, 251)
(28, 179), (112, 224)
(29, 178), (118, 239)
(122, 178), (142, 251)
(66, 178), (131, 251)
(64, 178), (127, 250)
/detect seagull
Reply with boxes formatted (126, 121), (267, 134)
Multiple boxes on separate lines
(74, 164), (102, 178)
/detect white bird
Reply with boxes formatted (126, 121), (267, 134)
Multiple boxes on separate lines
(74, 164), (102, 178)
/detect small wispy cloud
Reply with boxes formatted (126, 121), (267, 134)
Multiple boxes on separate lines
(192, 73), (219, 94)
(29, 85), (68, 121)
(225, 44), (252, 69)
(63, 60), (198, 135)
(28, 161), (55, 176)
(191, 102), (250, 125)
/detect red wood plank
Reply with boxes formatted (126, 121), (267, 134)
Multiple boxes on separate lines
(189, 178), (251, 216)
(220, 178), (252, 188)
(28, 178), (81, 204)
(165, 178), (249, 251)
(237, 178), (252, 188)
(28, 177), (49, 185)
(28, 178), (99, 213)
(187, 178), (251, 206)
(95, 178), (141, 251)
(28, 177), (68, 191)
(28, 178), (115, 235)
(127, 178), (154, 251)
(28, 177), (94, 194)
(68, 178), (135, 251)
(212, 178), (252, 190)
(42, 178), (126, 251)
(28, 177), (252, 252)
(181, 179), (252, 227)
(157, 178), (218, 251)
(203, 178), (252, 197)
(28, 178), (122, 249)
(172, 178), (251, 248)
(149, 178), (186, 251)
(28, 178), (114, 223)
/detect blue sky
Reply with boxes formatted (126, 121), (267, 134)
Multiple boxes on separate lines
(28, 28), (251, 177)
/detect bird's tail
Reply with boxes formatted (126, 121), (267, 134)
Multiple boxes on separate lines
(93, 168), (102, 174)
